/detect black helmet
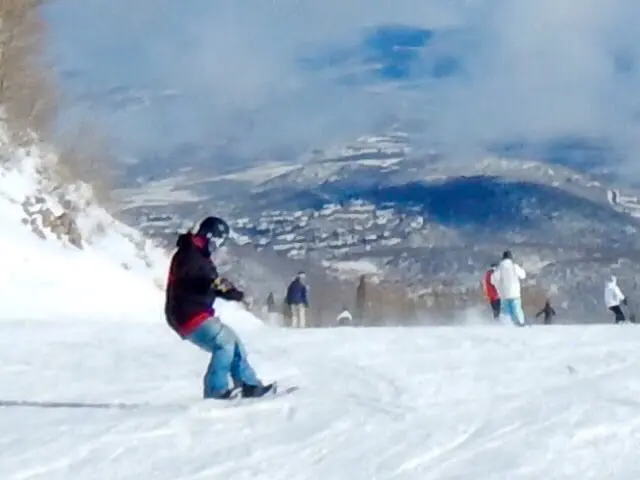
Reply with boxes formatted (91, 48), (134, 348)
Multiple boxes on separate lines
(196, 216), (230, 251)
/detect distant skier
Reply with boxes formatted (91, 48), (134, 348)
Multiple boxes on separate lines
(266, 292), (276, 313)
(164, 216), (274, 399)
(482, 263), (501, 320)
(535, 300), (556, 325)
(356, 275), (367, 322)
(336, 307), (353, 326)
(265, 292), (280, 327)
(604, 275), (627, 323)
(491, 250), (527, 326)
(285, 272), (309, 328)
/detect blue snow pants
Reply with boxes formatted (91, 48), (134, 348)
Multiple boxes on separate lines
(186, 317), (261, 398)
(501, 298), (526, 326)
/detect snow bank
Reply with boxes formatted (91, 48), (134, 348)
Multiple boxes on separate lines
(0, 138), (167, 322)
(0, 130), (269, 331)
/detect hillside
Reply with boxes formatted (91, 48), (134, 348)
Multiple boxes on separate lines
(0, 125), (169, 322)
(113, 133), (640, 323)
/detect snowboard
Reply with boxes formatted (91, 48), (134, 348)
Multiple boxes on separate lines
(0, 384), (300, 413)
(227, 382), (299, 402)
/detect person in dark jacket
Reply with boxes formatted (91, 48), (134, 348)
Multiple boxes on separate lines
(165, 216), (273, 399)
(285, 272), (308, 328)
(266, 292), (276, 313)
(356, 275), (366, 322)
(535, 300), (557, 325)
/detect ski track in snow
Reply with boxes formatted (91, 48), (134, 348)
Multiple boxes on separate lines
(1, 322), (640, 480)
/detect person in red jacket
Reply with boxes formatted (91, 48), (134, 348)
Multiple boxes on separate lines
(483, 263), (501, 320)
(165, 216), (274, 399)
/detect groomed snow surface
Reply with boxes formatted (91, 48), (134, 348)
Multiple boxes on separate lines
(2, 319), (640, 480)
(1, 148), (640, 479)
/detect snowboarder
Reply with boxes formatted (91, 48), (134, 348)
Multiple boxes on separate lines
(285, 272), (309, 328)
(336, 307), (353, 326)
(482, 263), (501, 320)
(535, 300), (556, 325)
(604, 275), (627, 323)
(164, 216), (274, 399)
(491, 250), (527, 326)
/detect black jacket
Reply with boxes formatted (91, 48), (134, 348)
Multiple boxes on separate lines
(164, 233), (243, 336)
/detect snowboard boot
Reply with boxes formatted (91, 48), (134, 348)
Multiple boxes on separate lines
(241, 382), (276, 398)
(207, 388), (241, 400)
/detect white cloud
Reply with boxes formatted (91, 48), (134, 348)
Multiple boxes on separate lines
(44, 0), (640, 173)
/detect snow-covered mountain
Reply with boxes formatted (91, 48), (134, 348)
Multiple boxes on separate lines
(112, 131), (640, 323)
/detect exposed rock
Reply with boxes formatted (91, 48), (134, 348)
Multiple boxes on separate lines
(21, 194), (84, 249)
(40, 208), (54, 229)
(29, 217), (46, 240)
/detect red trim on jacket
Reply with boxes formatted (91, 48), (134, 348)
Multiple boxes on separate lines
(192, 235), (206, 249)
(176, 310), (214, 337)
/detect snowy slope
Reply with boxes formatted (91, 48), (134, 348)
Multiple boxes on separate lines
(0, 134), (168, 323)
(0, 122), (262, 329)
(1, 322), (640, 480)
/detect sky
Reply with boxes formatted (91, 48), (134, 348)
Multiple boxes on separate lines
(42, 0), (640, 174)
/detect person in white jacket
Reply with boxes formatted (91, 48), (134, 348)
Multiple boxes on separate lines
(604, 275), (627, 323)
(491, 250), (527, 326)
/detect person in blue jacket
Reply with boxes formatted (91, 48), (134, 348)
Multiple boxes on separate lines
(285, 272), (309, 328)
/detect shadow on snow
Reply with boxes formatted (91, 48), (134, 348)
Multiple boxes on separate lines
(0, 399), (148, 410)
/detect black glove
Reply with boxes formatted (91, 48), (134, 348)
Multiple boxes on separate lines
(213, 277), (244, 302)
(213, 276), (235, 292)
(623, 297), (628, 306)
